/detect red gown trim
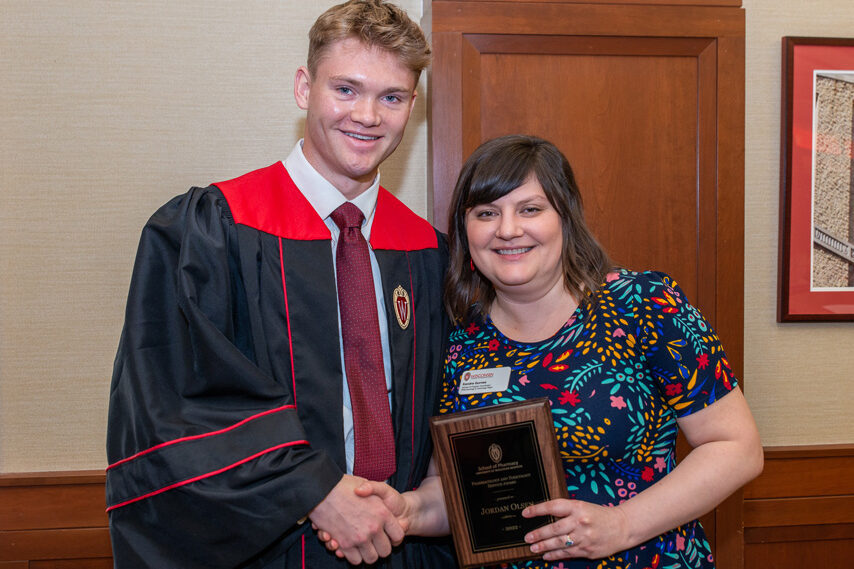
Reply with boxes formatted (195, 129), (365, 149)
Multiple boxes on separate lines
(370, 189), (438, 251)
(106, 405), (296, 471)
(406, 252), (418, 488)
(215, 162), (329, 240)
(106, 439), (309, 512)
(279, 238), (298, 408)
(215, 162), (438, 250)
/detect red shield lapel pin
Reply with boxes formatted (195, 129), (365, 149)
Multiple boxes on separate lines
(392, 285), (410, 330)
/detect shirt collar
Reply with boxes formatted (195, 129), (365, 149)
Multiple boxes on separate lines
(284, 140), (380, 236)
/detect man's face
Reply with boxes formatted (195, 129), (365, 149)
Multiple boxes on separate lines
(294, 38), (418, 199)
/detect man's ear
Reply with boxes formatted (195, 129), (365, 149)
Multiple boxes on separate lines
(408, 90), (418, 119)
(294, 66), (311, 110)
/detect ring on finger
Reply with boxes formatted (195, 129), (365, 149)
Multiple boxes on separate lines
(564, 534), (575, 548)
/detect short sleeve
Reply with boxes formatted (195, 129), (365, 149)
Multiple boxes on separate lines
(636, 271), (737, 417)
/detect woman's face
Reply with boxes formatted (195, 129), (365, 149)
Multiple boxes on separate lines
(465, 176), (564, 302)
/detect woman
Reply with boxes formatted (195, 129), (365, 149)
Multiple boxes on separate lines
(324, 134), (763, 568)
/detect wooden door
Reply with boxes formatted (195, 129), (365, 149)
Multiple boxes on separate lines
(429, 1), (745, 566)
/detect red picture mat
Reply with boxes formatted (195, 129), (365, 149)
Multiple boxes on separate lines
(779, 37), (854, 321)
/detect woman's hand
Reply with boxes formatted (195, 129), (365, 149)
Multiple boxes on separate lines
(522, 499), (629, 561)
(521, 387), (763, 563)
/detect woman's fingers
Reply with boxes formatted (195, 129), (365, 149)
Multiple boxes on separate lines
(523, 499), (577, 545)
(523, 499), (628, 560)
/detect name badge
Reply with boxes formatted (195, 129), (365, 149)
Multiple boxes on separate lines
(458, 367), (512, 395)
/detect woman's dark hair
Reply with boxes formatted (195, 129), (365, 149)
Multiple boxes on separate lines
(444, 134), (613, 322)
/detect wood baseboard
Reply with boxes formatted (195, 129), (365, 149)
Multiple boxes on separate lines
(0, 471), (111, 567)
(2, 444), (851, 568)
(744, 444), (854, 569)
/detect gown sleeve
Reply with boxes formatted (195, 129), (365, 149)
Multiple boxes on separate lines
(637, 271), (737, 418)
(106, 187), (342, 568)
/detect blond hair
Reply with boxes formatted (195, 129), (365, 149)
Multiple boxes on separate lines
(308, 0), (431, 80)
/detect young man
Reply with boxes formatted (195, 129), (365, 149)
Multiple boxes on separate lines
(105, 2), (454, 567)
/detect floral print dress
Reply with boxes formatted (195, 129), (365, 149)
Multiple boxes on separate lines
(439, 270), (736, 569)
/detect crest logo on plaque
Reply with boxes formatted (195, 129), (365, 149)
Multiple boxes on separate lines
(488, 443), (502, 464)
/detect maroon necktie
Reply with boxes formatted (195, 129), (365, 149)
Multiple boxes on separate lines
(331, 202), (396, 481)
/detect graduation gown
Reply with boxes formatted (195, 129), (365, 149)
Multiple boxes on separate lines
(106, 162), (454, 568)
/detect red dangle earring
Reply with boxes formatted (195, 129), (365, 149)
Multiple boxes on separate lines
(470, 258), (475, 272)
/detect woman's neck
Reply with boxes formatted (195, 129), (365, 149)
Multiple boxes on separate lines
(488, 281), (579, 343)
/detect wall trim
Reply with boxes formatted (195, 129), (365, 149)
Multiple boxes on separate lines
(0, 470), (110, 566)
(2, 445), (851, 567)
(744, 444), (854, 568)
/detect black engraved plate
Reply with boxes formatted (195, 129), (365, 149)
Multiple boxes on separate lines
(450, 421), (548, 551)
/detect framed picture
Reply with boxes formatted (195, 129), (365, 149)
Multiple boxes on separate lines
(778, 37), (854, 321)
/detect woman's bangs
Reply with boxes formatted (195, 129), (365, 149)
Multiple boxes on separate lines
(463, 157), (531, 208)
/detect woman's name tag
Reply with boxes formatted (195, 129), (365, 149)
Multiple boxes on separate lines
(458, 367), (511, 395)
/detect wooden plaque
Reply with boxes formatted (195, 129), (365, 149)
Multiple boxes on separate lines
(429, 399), (568, 568)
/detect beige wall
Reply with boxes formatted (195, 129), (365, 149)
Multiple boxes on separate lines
(2, 0), (853, 473)
(0, 0), (427, 473)
(742, 0), (854, 446)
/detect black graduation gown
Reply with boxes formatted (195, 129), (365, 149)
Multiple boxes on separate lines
(106, 162), (455, 568)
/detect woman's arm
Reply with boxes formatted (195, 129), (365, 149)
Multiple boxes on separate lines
(351, 458), (450, 537)
(523, 387), (763, 561)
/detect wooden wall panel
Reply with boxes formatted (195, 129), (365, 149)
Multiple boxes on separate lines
(473, 40), (706, 295)
(455, 0), (741, 5)
(430, 33), (730, 302)
(744, 445), (854, 499)
(2, 446), (851, 568)
(431, 2), (745, 37)
(744, 445), (854, 569)
(0, 472), (111, 567)
(30, 562), (113, 569)
(746, 538), (854, 569)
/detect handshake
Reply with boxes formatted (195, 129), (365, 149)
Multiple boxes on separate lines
(308, 471), (448, 565)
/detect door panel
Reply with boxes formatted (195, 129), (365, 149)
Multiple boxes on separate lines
(430, 1), (745, 566)
(474, 39), (708, 302)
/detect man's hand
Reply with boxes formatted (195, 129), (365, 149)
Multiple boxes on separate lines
(317, 467), (450, 557)
(354, 481), (411, 530)
(308, 474), (405, 565)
